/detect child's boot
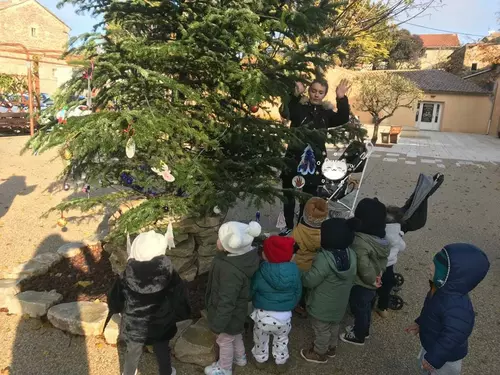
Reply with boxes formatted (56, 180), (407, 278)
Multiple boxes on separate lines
(275, 361), (290, 373)
(204, 362), (232, 375)
(300, 347), (328, 364)
(233, 353), (247, 367)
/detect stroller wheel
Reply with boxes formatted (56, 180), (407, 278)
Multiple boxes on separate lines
(389, 295), (404, 311)
(394, 273), (405, 287)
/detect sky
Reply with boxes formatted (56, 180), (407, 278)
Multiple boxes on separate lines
(39, 0), (498, 43)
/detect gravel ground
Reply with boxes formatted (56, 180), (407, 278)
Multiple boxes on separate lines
(1, 135), (500, 375)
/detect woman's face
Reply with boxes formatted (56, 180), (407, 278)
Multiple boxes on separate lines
(309, 82), (327, 105)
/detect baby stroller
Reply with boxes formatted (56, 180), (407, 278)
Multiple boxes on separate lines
(387, 172), (445, 310)
(316, 140), (373, 218)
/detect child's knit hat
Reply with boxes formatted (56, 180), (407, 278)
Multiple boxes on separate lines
(302, 197), (328, 228)
(263, 236), (295, 263)
(218, 221), (261, 255)
(321, 218), (356, 250)
(433, 249), (450, 288)
(354, 197), (387, 238)
(128, 230), (168, 262)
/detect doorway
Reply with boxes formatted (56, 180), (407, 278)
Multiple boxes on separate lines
(415, 102), (442, 131)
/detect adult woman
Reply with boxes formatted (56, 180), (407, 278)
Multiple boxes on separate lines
(280, 78), (351, 235)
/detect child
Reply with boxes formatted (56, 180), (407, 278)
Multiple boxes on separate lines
(376, 206), (407, 318)
(250, 236), (301, 372)
(340, 197), (389, 346)
(107, 230), (191, 375)
(204, 221), (261, 375)
(292, 197), (329, 272)
(300, 218), (357, 363)
(406, 243), (490, 375)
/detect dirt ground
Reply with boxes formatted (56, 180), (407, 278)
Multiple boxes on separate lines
(1, 134), (500, 375)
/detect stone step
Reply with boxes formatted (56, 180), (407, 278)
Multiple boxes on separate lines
(6, 290), (62, 318)
(48, 301), (109, 336)
(0, 279), (21, 309)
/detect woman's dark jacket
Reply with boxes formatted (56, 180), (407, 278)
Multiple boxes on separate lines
(281, 94), (350, 186)
(107, 255), (191, 345)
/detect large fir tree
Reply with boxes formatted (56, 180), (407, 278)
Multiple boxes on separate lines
(28, 0), (364, 240)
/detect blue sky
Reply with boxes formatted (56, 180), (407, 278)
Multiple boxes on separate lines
(40, 0), (498, 43)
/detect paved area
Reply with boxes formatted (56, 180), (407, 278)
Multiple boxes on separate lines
(1, 133), (500, 374)
(373, 131), (500, 163)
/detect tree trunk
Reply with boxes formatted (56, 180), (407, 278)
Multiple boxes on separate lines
(371, 120), (381, 144)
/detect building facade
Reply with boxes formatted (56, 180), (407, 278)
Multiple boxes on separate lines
(417, 34), (461, 69)
(0, 0), (75, 94)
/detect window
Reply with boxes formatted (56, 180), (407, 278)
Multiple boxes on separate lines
(471, 63), (478, 71)
(31, 27), (37, 37)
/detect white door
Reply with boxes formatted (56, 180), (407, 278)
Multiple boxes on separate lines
(416, 102), (442, 131)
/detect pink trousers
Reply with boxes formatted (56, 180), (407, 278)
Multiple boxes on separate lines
(216, 333), (246, 370)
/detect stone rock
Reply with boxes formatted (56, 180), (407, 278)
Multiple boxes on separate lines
(194, 230), (218, 247)
(4, 258), (52, 280)
(83, 231), (107, 248)
(33, 252), (63, 268)
(166, 235), (196, 258)
(57, 242), (85, 258)
(170, 319), (193, 348)
(179, 265), (197, 282)
(177, 216), (221, 234)
(6, 290), (62, 318)
(107, 242), (128, 275)
(170, 256), (196, 274)
(200, 309), (208, 320)
(197, 257), (213, 275)
(48, 301), (109, 336)
(197, 244), (217, 257)
(174, 317), (216, 366)
(0, 279), (21, 309)
(104, 313), (121, 344)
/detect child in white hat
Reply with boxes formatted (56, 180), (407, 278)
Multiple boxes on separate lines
(107, 230), (191, 375)
(204, 221), (261, 375)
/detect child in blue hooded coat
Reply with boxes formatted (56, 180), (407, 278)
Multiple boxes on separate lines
(250, 236), (302, 373)
(406, 243), (490, 374)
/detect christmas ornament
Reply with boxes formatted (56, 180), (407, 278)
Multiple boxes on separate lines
(163, 206), (169, 212)
(82, 184), (90, 193)
(166, 222), (175, 250)
(276, 212), (286, 230)
(63, 148), (72, 160)
(255, 211), (261, 222)
(57, 212), (67, 228)
(291, 175), (305, 189)
(63, 183), (70, 191)
(213, 206), (221, 215)
(249, 105), (259, 113)
(126, 138), (136, 159)
(56, 107), (68, 124)
(151, 162), (175, 182)
(321, 159), (348, 181)
(297, 145), (316, 175)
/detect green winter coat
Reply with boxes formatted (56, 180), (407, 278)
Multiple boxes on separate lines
(301, 248), (357, 323)
(352, 233), (390, 290)
(205, 250), (259, 335)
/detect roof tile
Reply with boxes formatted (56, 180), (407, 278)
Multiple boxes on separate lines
(418, 34), (461, 48)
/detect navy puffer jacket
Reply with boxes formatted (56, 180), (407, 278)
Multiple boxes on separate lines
(416, 243), (490, 369)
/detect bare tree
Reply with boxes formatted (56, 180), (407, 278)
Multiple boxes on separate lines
(355, 72), (423, 143)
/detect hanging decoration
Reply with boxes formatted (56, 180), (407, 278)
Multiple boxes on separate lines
(62, 148), (72, 160)
(82, 184), (91, 198)
(63, 182), (70, 191)
(291, 175), (305, 189)
(166, 222), (175, 250)
(57, 211), (68, 229)
(276, 211), (286, 230)
(297, 144), (316, 175)
(151, 162), (175, 182)
(255, 211), (261, 222)
(249, 105), (259, 113)
(56, 107), (68, 124)
(126, 137), (136, 159)
(213, 206), (221, 215)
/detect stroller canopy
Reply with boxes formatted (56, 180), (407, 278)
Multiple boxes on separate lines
(401, 173), (444, 233)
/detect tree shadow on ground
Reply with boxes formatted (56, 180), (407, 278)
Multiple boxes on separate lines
(0, 175), (36, 220)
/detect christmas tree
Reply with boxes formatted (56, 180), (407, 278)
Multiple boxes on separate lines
(27, 0), (364, 240)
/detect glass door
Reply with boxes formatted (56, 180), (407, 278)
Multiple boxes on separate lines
(416, 102), (441, 131)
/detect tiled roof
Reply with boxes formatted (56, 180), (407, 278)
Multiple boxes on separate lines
(418, 34), (461, 48)
(396, 70), (490, 95)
